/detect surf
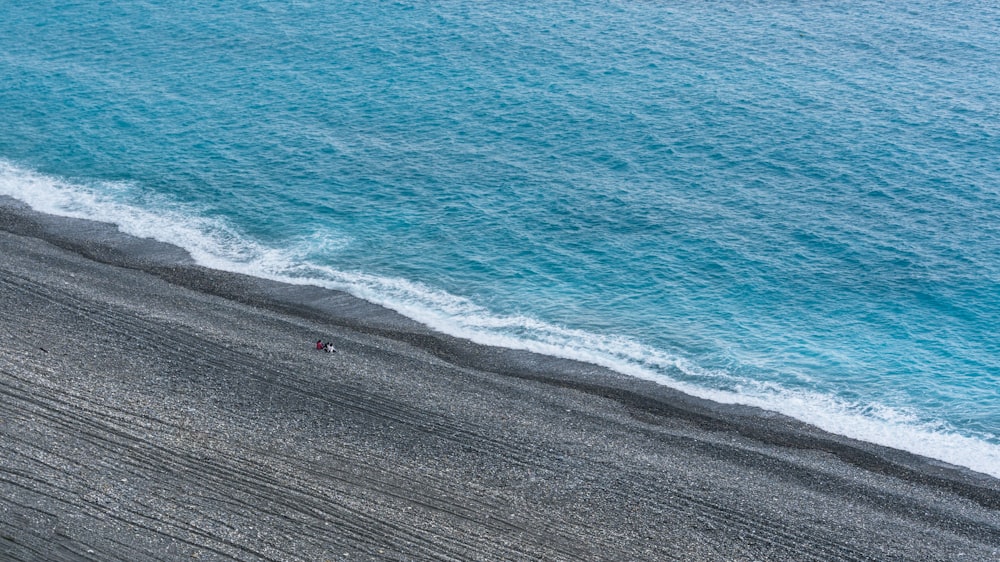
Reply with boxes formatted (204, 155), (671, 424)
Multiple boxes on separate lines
(3, 160), (998, 478)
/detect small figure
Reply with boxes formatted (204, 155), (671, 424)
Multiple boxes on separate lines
(316, 339), (324, 350)
(324, 342), (337, 353)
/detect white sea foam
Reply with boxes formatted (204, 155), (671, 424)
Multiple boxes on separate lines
(0, 161), (263, 268)
(2, 160), (998, 478)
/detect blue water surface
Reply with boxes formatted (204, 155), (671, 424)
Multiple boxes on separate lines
(2, 1), (998, 476)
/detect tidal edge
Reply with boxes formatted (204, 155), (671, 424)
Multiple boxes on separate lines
(1, 196), (997, 561)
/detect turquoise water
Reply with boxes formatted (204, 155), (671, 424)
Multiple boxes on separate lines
(2, 1), (998, 476)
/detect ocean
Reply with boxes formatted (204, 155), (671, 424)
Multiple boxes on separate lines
(1, 1), (998, 477)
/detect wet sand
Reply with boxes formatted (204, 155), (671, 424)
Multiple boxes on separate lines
(1, 198), (998, 561)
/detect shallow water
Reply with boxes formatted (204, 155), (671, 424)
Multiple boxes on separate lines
(2, 1), (998, 476)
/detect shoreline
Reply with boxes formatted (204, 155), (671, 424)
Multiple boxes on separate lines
(2, 196), (998, 560)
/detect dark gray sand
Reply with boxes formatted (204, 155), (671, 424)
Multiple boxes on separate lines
(1, 198), (998, 561)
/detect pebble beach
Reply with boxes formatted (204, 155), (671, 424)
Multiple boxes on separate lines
(1, 198), (998, 561)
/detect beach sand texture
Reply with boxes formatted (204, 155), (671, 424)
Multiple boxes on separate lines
(1, 199), (998, 560)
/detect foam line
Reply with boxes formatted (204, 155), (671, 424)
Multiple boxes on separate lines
(2, 159), (998, 477)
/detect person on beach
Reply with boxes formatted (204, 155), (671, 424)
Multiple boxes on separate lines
(316, 339), (324, 350)
(324, 342), (337, 353)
